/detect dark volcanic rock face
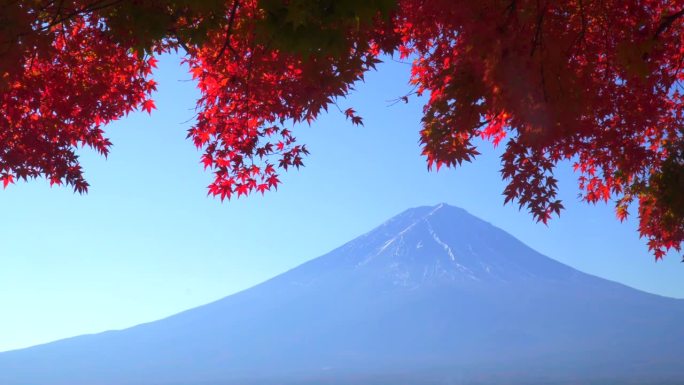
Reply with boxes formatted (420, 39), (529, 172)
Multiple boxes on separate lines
(2, 204), (683, 385)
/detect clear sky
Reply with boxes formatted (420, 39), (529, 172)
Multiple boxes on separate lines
(1, 53), (681, 353)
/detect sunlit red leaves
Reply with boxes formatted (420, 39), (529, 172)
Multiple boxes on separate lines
(0, 15), (155, 193)
(141, 99), (156, 115)
(639, 194), (684, 260)
(1, 0), (682, 260)
(183, 0), (379, 201)
(396, 0), (684, 258)
(1, 173), (13, 188)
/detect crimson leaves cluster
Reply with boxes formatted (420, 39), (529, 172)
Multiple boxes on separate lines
(1, 0), (683, 260)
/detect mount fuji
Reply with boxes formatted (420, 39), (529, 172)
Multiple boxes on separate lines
(1, 204), (683, 384)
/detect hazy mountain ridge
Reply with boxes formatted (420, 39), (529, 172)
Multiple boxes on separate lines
(1, 204), (682, 385)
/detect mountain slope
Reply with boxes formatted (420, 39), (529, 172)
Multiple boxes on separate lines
(1, 204), (683, 385)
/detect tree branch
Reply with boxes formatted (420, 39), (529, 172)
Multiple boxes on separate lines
(654, 9), (684, 39)
(39, 0), (125, 31)
(213, 0), (241, 63)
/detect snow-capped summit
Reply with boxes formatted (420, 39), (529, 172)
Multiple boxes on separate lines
(1, 204), (683, 385)
(297, 203), (579, 286)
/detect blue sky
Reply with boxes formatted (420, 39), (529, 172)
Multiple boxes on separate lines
(1, 53), (681, 353)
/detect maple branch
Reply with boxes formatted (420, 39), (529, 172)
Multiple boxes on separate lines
(214, 0), (241, 63)
(530, 0), (549, 103)
(478, 111), (504, 129)
(386, 85), (419, 106)
(654, 9), (684, 39)
(1, 0), (124, 47)
(174, 34), (191, 53)
(39, 0), (125, 31)
(389, 57), (411, 65)
(3, 0), (124, 47)
(565, 0), (588, 58)
(48, 0), (67, 29)
(331, 101), (345, 114)
(530, 0), (546, 57)
(577, 0), (587, 44)
(504, 0), (517, 18)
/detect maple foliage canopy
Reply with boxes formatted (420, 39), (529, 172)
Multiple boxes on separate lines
(1, 0), (683, 259)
